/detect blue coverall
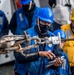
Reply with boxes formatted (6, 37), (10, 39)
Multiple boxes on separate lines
(14, 26), (54, 75)
(9, 7), (40, 35)
(0, 10), (9, 37)
(50, 45), (71, 75)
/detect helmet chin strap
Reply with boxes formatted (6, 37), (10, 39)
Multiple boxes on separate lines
(28, 1), (32, 10)
(37, 18), (41, 32)
(37, 18), (47, 35)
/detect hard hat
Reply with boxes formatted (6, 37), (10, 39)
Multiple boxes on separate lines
(53, 29), (66, 40)
(38, 7), (54, 23)
(71, 10), (74, 20)
(20, 0), (32, 5)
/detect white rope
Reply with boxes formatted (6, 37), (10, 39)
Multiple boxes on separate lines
(28, 1), (32, 10)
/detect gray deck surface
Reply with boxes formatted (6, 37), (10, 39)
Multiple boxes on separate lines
(0, 61), (15, 75)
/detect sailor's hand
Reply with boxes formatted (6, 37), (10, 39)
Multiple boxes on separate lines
(53, 57), (62, 66)
(39, 51), (56, 59)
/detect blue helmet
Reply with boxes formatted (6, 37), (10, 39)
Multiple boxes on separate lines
(37, 7), (54, 23)
(20, 0), (32, 5)
(53, 29), (66, 40)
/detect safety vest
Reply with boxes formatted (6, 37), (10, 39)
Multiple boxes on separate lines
(61, 24), (74, 67)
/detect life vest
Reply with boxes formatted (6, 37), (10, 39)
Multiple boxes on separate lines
(61, 24), (74, 66)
